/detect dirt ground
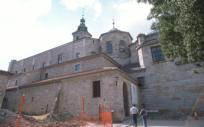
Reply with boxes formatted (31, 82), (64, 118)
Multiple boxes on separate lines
(0, 109), (83, 127)
(1, 117), (204, 127)
(1, 109), (204, 127)
(0, 117), (83, 127)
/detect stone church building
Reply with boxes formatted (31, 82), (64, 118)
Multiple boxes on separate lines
(0, 17), (204, 121)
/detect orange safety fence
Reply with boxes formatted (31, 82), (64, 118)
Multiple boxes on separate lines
(79, 96), (113, 127)
(79, 96), (99, 122)
(15, 95), (25, 127)
(14, 96), (113, 127)
(99, 104), (113, 127)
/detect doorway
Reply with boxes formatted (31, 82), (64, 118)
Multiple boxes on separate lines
(123, 82), (129, 116)
(2, 96), (8, 109)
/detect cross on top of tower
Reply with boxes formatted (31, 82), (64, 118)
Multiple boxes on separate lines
(112, 19), (115, 28)
(82, 8), (85, 18)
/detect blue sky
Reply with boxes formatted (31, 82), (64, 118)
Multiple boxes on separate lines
(0, 0), (152, 70)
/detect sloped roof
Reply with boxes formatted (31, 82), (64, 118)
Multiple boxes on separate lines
(6, 53), (137, 90)
(99, 28), (133, 40)
(0, 70), (13, 76)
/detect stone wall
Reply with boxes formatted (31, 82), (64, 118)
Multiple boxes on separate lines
(7, 55), (116, 88)
(5, 70), (137, 121)
(130, 43), (139, 64)
(5, 82), (59, 114)
(135, 34), (204, 118)
(100, 31), (132, 66)
(8, 29), (137, 74)
(0, 71), (12, 108)
(141, 62), (204, 118)
(8, 37), (100, 74)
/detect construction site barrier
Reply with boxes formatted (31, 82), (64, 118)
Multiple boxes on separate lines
(79, 96), (113, 127)
(15, 95), (25, 127)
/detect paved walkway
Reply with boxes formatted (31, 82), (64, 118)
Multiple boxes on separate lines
(113, 116), (204, 127)
(86, 117), (204, 127)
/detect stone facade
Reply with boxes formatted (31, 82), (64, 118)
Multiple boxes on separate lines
(5, 68), (137, 121)
(134, 33), (204, 118)
(0, 71), (12, 108)
(0, 17), (204, 120)
(7, 54), (116, 88)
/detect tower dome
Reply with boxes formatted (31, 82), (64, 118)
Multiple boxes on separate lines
(80, 17), (85, 23)
(72, 17), (92, 41)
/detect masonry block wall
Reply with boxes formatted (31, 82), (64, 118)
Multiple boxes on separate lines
(7, 55), (116, 88)
(136, 33), (204, 118)
(141, 62), (204, 118)
(0, 71), (12, 108)
(5, 71), (135, 122)
(100, 30), (132, 66)
(2, 17), (204, 121)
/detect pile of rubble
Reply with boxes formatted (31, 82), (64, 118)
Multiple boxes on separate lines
(0, 109), (16, 125)
(0, 109), (83, 127)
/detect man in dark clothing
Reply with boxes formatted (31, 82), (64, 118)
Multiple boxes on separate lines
(140, 106), (148, 127)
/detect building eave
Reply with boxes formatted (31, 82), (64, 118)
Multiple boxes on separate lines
(6, 67), (137, 90)
(6, 52), (137, 90)
(0, 70), (13, 76)
(72, 31), (92, 37)
(99, 30), (133, 40)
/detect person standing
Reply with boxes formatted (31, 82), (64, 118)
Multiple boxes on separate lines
(140, 106), (148, 127)
(130, 104), (138, 127)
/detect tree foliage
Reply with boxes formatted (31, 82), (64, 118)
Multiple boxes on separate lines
(138, 0), (204, 63)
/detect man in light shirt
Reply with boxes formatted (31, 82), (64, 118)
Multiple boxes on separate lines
(130, 104), (138, 127)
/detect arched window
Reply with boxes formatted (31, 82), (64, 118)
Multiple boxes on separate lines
(119, 40), (126, 52)
(119, 40), (129, 58)
(106, 41), (112, 54)
(76, 36), (79, 40)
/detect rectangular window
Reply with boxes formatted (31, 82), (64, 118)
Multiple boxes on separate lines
(31, 97), (34, 103)
(57, 54), (63, 64)
(15, 80), (18, 86)
(137, 77), (145, 87)
(42, 62), (46, 68)
(23, 68), (26, 72)
(93, 81), (101, 98)
(106, 42), (113, 54)
(76, 52), (80, 58)
(151, 46), (165, 62)
(74, 64), (81, 72)
(45, 73), (48, 79)
(32, 65), (35, 70)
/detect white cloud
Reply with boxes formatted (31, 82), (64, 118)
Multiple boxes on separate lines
(113, 1), (153, 36)
(61, 0), (95, 10)
(93, 1), (102, 18)
(0, 0), (52, 24)
(0, 0), (152, 70)
(0, 0), (73, 70)
(61, 0), (103, 18)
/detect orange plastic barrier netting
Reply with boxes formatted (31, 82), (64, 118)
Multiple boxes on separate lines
(101, 111), (113, 127)
(79, 97), (113, 127)
(15, 95), (25, 127)
(99, 104), (113, 127)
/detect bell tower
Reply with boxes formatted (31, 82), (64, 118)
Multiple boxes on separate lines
(72, 17), (92, 41)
